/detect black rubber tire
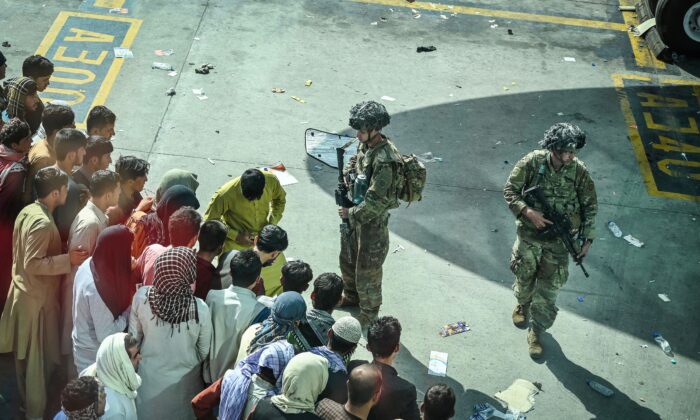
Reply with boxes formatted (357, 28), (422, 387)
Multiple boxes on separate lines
(656, 0), (700, 55)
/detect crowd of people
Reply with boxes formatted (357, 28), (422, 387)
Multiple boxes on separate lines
(0, 52), (458, 420)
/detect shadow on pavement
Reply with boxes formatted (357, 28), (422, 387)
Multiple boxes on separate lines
(306, 86), (700, 363)
(543, 334), (662, 419)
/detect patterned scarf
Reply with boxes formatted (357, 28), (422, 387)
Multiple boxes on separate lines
(62, 402), (98, 420)
(306, 308), (336, 345)
(248, 292), (307, 354)
(147, 247), (199, 332)
(219, 340), (295, 420)
(3, 77), (37, 120)
(309, 346), (347, 374)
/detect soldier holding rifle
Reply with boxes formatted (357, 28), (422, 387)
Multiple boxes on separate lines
(504, 123), (598, 359)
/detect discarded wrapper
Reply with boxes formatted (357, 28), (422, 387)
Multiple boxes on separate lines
(494, 379), (540, 413)
(154, 49), (174, 56)
(108, 8), (128, 14)
(152, 62), (174, 71)
(195, 64), (215, 74)
(428, 351), (448, 377)
(305, 80), (313, 86)
(165, 88), (176, 96)
(381, 95), (396, 102)
(291, 96), (305, 104)
(439, 321), (470, 337)
(658, 294), (670, 302)
(623, 234), (644, 247)
(392, 244), (405, 254)
(417, 46), (437, 53)
(114, 48), (133, 59)
(271, 88), (286, 93)
(564, 56), (577, 62)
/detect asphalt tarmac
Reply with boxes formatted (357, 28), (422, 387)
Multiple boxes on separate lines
(1, 0), (699, 418)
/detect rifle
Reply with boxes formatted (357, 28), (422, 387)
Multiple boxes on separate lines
(523, 164), (590, 278)
(335, 147), (355, 260)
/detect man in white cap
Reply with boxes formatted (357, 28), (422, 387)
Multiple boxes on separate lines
(310, 316), (363, 404)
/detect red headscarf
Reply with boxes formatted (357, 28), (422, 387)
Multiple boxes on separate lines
(91, 225), (134, 319)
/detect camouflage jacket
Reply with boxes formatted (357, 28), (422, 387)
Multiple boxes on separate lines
(503, 150), (597, 240)
(346, 137), (402, 226)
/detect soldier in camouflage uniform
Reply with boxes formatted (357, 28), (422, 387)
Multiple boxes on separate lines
(503, 123), (597, 359)
(338, 101), (403, 326)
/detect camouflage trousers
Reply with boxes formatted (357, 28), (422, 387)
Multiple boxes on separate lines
(339, 213), (390, 319)
(510, 235), (569, 330)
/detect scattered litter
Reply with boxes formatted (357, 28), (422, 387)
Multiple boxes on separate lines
(502, 86), (509, 91)
(195, 64), (215, 74)
(1, 41), (11, 48)
(556, 112), (565, 116)
(623, 234), (644, 247)
(640, 344), (648, 349)
(447, 4), (454, 8)
(207, 158), (216, 165)
(392, 244), (405, 254)
(380, 95), (396, 101)
(508, 29), (514, 35)
(681, 152), (688, 161)
(108, 7), (128, 14)
(193, 37), (200, 41)
(491, 228), (498, 232)
(440, 14), (448, 20)
(577, 296), (585, 302)
(649, 280), (655, 283)
(152, 62), (174, 71)
(503, 160), (509, 164)
(619, 5), (636, 11)
(411, 8), (419, 13)
(414, 13), (421, 18)
(469, 403), (525, 420)
(607, 221), (623, 238)
(640, 397), (646, 403)
(439, 322), (470, 337)
(417, 46), (437, 53)
(563, 56), (577, 62)
(262, 164), (298, 186)
(587, 380), (614, 397)
(380, 17), (387, 22)
(167, 71), (177, 77)
(271, 88), (286, 93)
(653, 332), (673, 356)
(495, 379), (539, 413)
(658, 294), (670, 302)
(165, 88), (176, 96)
(490, 24), (499, 29)
(417, 152), (443, 163)
(671, 358), (677, 364)
(488, 19), (496, 23)
(305, 80), (313, 87)
(291, 96), (305, 104)
(113, 47), (133, 59)
(428, 351), (448, 377)
(370, 21), (378, 26)
(154, 49), (174, 56)
(192, 88), (208, 100)
(592, 63), (597, 67)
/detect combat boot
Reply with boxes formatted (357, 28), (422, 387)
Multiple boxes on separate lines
(357, 310), (379, 329)
(337, 294), (359, 308)
(527, 326), (544, 359)
(512, 303), (530, 328)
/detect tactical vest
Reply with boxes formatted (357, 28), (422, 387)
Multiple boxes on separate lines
(356, 137), (402, 210)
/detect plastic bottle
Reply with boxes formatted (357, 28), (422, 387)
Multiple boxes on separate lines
(653, 332), (673, 356)
(587, 379), (614, 397)
(353, 174), (369, 205)
(152, 62), (174, 71)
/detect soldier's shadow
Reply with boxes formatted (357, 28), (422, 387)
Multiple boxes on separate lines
(542, 334), (661, 420)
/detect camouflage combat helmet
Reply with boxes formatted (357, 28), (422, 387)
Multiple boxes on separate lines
(349, 101), (391, 131)
(539, 123), (586, 151)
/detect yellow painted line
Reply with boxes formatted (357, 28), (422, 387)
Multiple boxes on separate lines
(612, 73), (700, 202)
(618, 0), (666, 70)
(95, 0), (126, 8)
(35, 11), (142, 129)
(351, 0), (628, 31)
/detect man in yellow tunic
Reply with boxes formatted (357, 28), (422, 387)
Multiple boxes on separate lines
(204, 168), (287, 296)
(0, 167), (88, 419)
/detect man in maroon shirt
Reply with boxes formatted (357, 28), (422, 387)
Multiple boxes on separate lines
(194, 220), (228, 299)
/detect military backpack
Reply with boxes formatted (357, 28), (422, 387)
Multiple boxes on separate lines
(398, 154), (427, 204)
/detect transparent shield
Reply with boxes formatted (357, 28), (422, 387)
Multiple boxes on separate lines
(304, 128), (357, 169)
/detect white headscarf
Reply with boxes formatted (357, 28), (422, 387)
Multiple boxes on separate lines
(271, 353), (329, 414)
(81, 333), (142, 400)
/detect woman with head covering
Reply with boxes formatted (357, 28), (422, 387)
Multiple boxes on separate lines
(80, 332), (142, 419)
(128, 246), (212, 420)
(128, 185), (199, 258)
(156, 168), (200, 203)
(218, 340), (296, 420)
(2, 77), (41, 130)
(247, 291), (311, 355)
(248, 353), (329, 419)
(72, 226), (134, 373)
